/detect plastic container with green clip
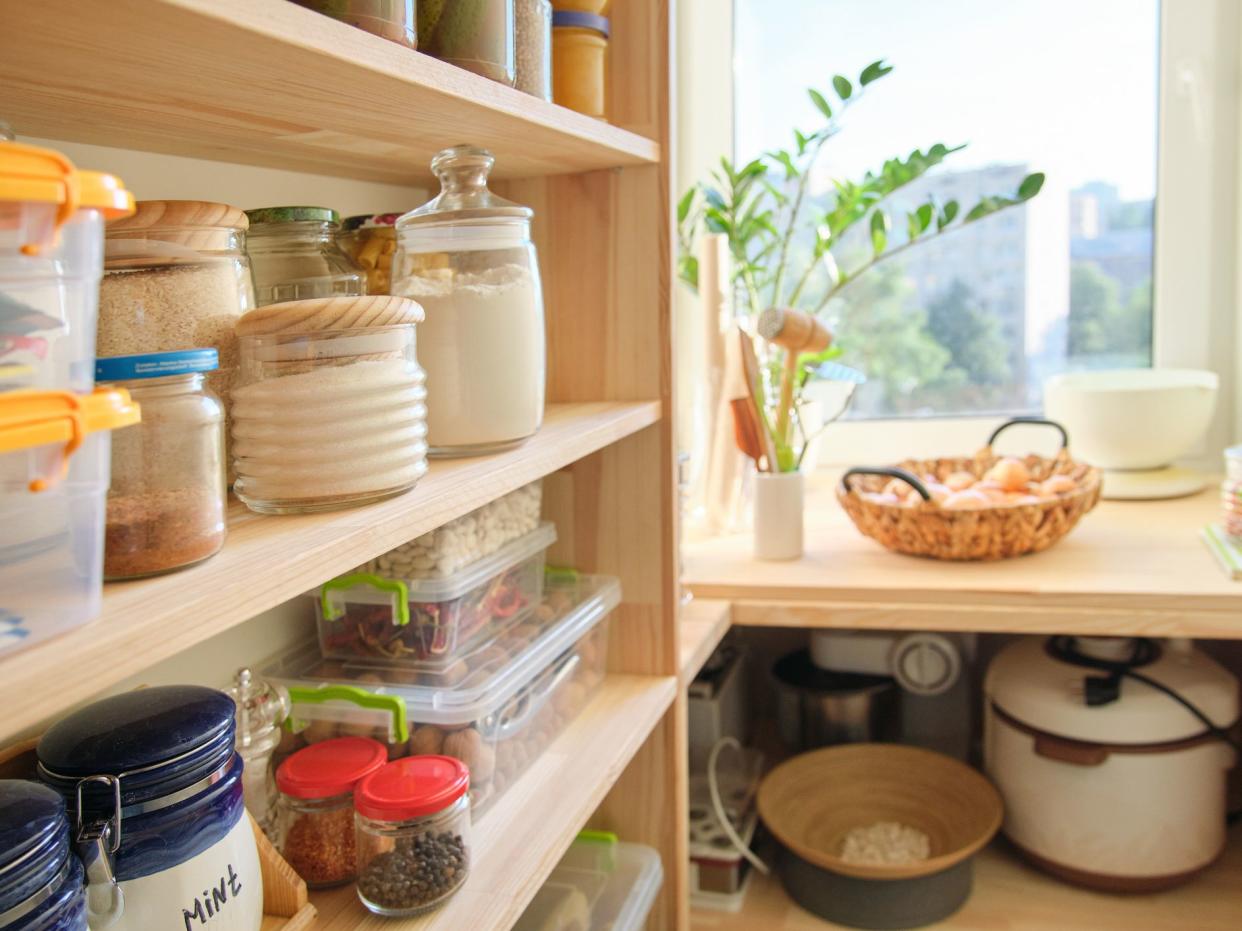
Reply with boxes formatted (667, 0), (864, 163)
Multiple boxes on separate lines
(315, 521), (556, 666)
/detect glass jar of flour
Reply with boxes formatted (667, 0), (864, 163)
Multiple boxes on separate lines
(394, 146), (546, 456)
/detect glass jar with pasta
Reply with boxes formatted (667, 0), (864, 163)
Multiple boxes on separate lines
(339, 213), (402, 294)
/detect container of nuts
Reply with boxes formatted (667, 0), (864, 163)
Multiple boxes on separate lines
(269, 573), (619, 815)
(274, 735), (388, 887)
(355, 755), (472, 917)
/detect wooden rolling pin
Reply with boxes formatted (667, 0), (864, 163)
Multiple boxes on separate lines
(757, 307), (833, 446)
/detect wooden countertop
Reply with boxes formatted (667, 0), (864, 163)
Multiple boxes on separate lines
(683, 474), (1242, 638)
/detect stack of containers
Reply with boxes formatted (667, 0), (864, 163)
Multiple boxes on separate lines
(267, 569), (619, 814)
(0, 142), (139, 655)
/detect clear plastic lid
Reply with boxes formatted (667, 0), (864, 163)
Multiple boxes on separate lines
(272, 573), (620, 726)
(321, 522), (557, 614)
(514, 836), (664, 931)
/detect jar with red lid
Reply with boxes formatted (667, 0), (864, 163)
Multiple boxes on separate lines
(274, 736), (387, 888)
(354, 755), (472, 916)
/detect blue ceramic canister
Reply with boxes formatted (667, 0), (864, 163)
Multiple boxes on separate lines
(36, 686), (263, 931)
(0, 781), (86, 931)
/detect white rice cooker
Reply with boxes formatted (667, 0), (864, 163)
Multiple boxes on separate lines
(984, 636), (1238, 891)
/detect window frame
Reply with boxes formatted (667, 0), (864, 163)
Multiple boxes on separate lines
(723, 0), (1238, 467)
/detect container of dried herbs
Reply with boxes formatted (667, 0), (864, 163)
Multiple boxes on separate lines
(355, 755), (472, 917)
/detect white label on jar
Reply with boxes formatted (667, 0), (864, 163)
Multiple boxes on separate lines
(105, 815), (263, 931)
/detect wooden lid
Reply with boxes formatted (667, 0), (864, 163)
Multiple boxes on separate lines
(107, 199), (248, 232)
(235, 296), (425, 336)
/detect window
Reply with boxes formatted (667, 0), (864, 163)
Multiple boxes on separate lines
(733, 0), (1160, 420)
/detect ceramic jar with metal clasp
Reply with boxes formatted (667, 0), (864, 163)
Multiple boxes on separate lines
(36, 686), (263, 931)
(0, 781), (87, 931)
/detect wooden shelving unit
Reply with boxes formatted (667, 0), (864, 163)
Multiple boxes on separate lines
(691, 829), (1242, 931)
(0, 0), (659, 184)
(0, 0), (680, 928)
(0, 402), (660, 743)
(679, 599), (732, 685)
(684, 474), (1242, 639)
(314, 674), (677, 930)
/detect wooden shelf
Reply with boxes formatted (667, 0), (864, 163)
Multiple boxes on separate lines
(0, 401), (659, 741)
(684, 474), (1242, 639)
(692, 829), (1242, 931)
(680, 599), (732, 685)
(311, 673), (677, 931)
(0, 0), (660, 184)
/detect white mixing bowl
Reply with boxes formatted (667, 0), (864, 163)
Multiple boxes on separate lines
(1044, 369), (1218, 470)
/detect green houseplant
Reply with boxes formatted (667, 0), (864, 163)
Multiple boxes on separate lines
(679, 59), (1045, 474)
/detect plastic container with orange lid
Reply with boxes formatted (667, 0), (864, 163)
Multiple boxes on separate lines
(0, 387), (140, 656)
(552, 10), (609, 119)
(0, 141), (135, 393)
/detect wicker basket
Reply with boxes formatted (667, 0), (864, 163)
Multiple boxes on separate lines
(837, 418), (1101, 561)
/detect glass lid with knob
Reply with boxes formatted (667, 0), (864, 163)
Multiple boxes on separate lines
(397, 146), (533, 248)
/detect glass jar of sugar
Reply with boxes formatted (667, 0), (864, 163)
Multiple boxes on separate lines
(393, 146), (546, 456)
(232, 295), (429, 514)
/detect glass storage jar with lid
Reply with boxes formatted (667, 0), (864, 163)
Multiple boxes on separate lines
(514, 0), (553, 99)
(419, 0), (516, 85)
(36, 686), (263, 931)
(232, 294), (429, 513)
(0, 780), (87, 931)
(393, 146), (546, 456)
(338, 213), (403, 294)
(292, 0), (417, 48)
(354, 755), (472, 917)
(244, 206), (366, 306)
(275, 736), (388, 889)
(95, 349), (225, 580)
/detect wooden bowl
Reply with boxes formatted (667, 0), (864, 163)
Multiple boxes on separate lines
(757, 744), (1003, 881)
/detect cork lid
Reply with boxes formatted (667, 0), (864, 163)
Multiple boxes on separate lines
(235, 295), (424, 337)
(106, 200), (248, 253)
(107, 199), (248, 232)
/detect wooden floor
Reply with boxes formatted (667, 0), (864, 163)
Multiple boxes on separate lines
(691, 828), (1242, 931)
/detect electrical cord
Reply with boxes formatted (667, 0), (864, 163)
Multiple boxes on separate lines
(1048, 637), (1242, 820)
(706, 737), (770, 876)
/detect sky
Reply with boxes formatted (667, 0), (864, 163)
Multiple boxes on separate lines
(734, 0), (1160, 201)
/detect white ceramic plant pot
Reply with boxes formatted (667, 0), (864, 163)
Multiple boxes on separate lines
(753, 471), (804, 561)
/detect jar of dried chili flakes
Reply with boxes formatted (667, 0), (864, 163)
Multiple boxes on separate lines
(274, 736), (387, 888)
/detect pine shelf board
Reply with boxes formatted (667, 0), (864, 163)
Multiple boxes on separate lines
(311, 673), (677, 931)
(0, 401), (659, 742)
(691, 829), (1242, 931)
(0, 0), (659, 184)
(684, 474), (1242, 639)
(679, 599), (732, 685)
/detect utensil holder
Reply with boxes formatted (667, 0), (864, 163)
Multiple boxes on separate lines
(754, 471), (804, 561)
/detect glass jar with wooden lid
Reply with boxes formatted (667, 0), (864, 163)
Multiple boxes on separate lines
(232, 294), (428, 514)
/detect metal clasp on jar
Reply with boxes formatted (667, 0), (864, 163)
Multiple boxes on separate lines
(74, 774), (125, 928)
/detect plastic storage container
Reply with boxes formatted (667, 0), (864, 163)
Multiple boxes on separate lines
(515, 0), (553, 99)
(338, 213), (402, 295)
(245, 207), (366, 306)
(96, 349), (225, 580)
(420, 0), (515, 85)
(100, 201), (254, 416)
(275, 736), (388, 888)
(1222, 445), (1242, 537)
(552, 11), (609, 119)
(231, 295), (427, 513)
(360, 480), (542, 579)
(319, 521), (556, 665)
(268, 574), (619, 813)
(394, 146), (546, 455)
(0, 143), (134, 394)
(0, 389), (138, 656)
(36, 687), (263, 931)
(514, 835), (663, 931)
(293, 0), (417, 48)
(0, 780), (88, 931)
(355, 755), (472, 917)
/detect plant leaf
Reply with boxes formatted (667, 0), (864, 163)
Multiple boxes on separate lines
(870, 209), (889, 256)
(833, 75), (853, 100)
(677, 188), (696, 224)
(808, 89), (833, 119)
(938, 200), (960, 229)
(1019, 172), (1046, 200)
(859, 60), (894, 86)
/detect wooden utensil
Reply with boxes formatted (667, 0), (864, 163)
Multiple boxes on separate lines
(730, 396), (763, 464)
(757, 307), (833, 445)
(738, 327), (779, 471)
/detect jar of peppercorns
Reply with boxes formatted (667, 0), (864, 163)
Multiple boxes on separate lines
(275, 736), (387, 888)
(354, 755), (472, 917)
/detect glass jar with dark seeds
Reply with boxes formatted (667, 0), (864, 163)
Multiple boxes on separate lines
(354, 755), (473, 917)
